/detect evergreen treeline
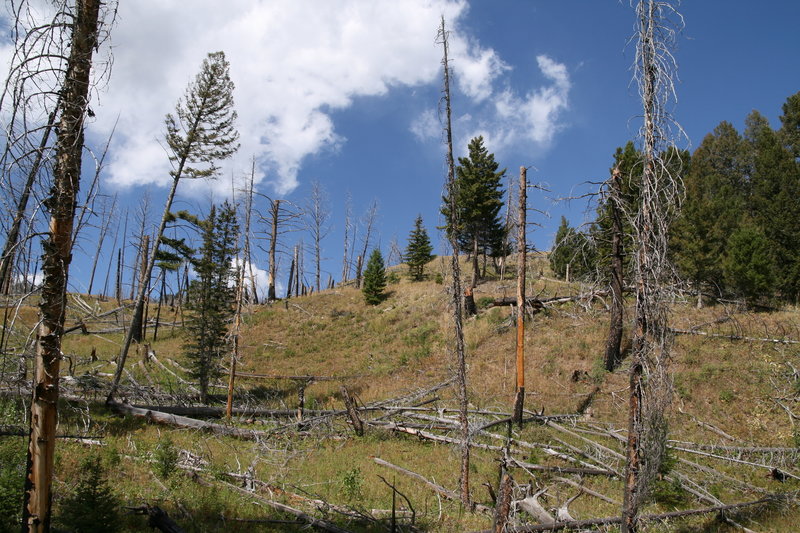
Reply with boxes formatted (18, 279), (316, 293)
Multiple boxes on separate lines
(553, 91), (800, 306)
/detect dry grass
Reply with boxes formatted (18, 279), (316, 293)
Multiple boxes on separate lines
(2, 257), (800, 531)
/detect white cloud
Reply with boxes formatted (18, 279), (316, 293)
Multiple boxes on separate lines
(410, 108), (440, 142)
(455, 54), (571, 157)
(91, 0), (487, 196)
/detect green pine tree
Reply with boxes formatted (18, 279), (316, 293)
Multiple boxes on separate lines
(57, 455), (120, 533)
(550, 216), (594, 280)
(441, 136), (506, 285)
(723, 224), (775, 305)
(671, 122), (745, 297)
(592, 142), (641, 277)
(185, 201), (239, 403)
(404, 215), (434, 281)
(747, 110), (800, 301)
(362, 249), (387, 305)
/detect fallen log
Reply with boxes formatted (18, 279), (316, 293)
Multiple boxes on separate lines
(373, 457), (492, 514)
(189, 472), (354, 533)
(472, 496), (778, 532)
(107, 401), (268, 441)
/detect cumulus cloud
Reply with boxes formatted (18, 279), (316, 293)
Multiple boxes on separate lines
(450, 54), (571, 157)
(89, 0), (511, 196)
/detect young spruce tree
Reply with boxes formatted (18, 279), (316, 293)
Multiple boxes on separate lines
(404, 215), (434, 281)
(362, 249), (387, 305)
(185, 201), (239, 404)
(442, 136), (506, 286)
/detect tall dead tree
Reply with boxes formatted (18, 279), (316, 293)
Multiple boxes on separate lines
(622, 2), (684, 531)
(605, 167), (625, 371)
(304, 181), (331, 293)
(20, 0), (105, 529)
(86, 194), (116, 295)
(107, 51), (240, 403)
(355, 199), (378, 288)
(257, 191), (301, 301)
(341, 192), (353, 284)
(438, 16), (471, 508)
(513, 167), (527, 424)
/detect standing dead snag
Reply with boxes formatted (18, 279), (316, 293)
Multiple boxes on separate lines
(22, 0), (104, 529)
(438, 16), (471, 508)
(604, 167), (625, 371)
(513, 166), (527, 424)
(622, 2), (684, 531)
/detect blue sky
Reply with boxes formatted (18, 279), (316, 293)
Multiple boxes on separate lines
(3, 1), (799, 296)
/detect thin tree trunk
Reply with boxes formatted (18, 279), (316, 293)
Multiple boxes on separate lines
(513, 167), (527, 424)
(439, 16), (470, 509)
(134, 234), (150, 342)
(0, 103), (59, 295)
(23, 1), (101, 529)
(605, 168), (624, 372)
(87, 195), (116, 295)
(152, 268), (165, 342)
(267, 199), (279, 301)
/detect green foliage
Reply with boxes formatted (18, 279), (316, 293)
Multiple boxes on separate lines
(404, 215), (434, 281)
(592, 142), (641, 277)
(57, 454), (120, 533)
(340, 467), (363, 501)
(184, 201), (239, 403)
(362, 249), (387, 305)
(165, 51), (239, 181)
(549, 216), (595, 280)
(441, 136), (507, 281)
(723, 224), (775, 304)
(0, 437), (24, 532)
(153, 435), (180, 480)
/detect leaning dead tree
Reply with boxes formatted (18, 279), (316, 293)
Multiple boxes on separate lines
(438, 16), (471, 508)
(17, 0), (107, 529)
(107, 51), (240, 403)
(622, 2), (685, 531)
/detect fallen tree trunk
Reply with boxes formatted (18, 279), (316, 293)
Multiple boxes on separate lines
(190, 472), (354, 533)
(107, 401), (269, 440)
(473, 496), (778, 532)
(373, 457), (492, 514)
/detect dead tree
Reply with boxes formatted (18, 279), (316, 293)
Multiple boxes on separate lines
(513, 167), (527, 424)
(622, 2), (684, 531)
(21, 0), (105, 529)
(86, 194), (116, 295)
(341, 192), (353, 284)
(605, 167), (625, 371)
(355, 199), (378, 288)
(304, 181), (331, 293)
(257, 191), (301, 301)
(438, 16), (471, 508)
(107, 51), (240, 403)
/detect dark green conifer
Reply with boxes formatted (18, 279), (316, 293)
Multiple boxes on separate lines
(405, 215), (434, 281)
(441, 136), (506, 285)
(185, 201), (239, 403)
(362, 249), (387, 305)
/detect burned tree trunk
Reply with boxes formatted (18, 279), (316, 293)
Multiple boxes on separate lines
(513, 166), (527, 424)
(23, 1), (102, 529)
(438, 16), (471, 509)
(605, 167), (625, 372)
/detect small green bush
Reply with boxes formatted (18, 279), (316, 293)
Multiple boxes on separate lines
(340, 467), (363, 501)
(153, 435), (179, 479)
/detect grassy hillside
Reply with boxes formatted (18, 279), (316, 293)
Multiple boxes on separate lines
(2, 255), (799, 531)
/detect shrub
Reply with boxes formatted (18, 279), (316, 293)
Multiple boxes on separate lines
(0, 439), (24, 532)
